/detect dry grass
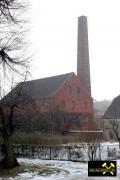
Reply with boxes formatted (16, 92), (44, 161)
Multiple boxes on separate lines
(0, 162), (69, 178)
(0, 165), (24, 178)
(12, 132), (76, 145)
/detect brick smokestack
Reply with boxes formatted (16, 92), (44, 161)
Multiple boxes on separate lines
(77, 16), (91, 96)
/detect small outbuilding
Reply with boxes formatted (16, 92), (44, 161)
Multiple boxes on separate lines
(103, 95), (120, 140)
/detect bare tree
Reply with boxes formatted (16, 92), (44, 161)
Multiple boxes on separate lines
(87, 142), (100, 161)
(0, 70), (30, 168)
(110, 120), (120, 149)
(13, 99), (63, 134)
(0, 0), (30, 169)
(0, 0), (27, 24)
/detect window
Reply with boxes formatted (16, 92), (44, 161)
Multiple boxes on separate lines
(63, 117), (67, 123)
(71, 100), (75, 110)
(61, 100), (66, 108)
(66, 86), (71, 93)
(84, 101), (87, 110)
(77, 87), (80, 94)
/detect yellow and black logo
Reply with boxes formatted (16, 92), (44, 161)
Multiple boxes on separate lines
(88, 161), (117, 176)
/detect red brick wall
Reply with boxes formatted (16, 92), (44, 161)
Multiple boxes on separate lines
(34, 73), (93, 114)
(32, 73), (93, 131)
(53, 73), (93, 114)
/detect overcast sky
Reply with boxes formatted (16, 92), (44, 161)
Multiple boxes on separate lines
(29, 0), (120, 101)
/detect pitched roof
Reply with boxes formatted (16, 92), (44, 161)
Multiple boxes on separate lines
(103, 95), (120, 119)
(5, 72), (74, 101)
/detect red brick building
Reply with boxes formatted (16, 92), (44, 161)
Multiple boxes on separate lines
(4, 16), (93, 133)
(12, 71), (93, 132)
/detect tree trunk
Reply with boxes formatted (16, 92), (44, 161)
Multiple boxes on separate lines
(0, 106), (19, 169)
(2, 137), (19, 168)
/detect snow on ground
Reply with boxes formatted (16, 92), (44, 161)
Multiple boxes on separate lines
(17, 158), (87, 180)
(1, 142), (120, 180)
(4, 158), (120, 180)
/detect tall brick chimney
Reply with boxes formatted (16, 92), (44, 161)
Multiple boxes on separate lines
(77, 16), (91, 96)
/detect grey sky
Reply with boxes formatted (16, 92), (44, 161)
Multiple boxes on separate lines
(29, 0), (120, 101)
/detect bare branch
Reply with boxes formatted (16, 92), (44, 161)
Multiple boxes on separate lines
(0, 0), (28, 24)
